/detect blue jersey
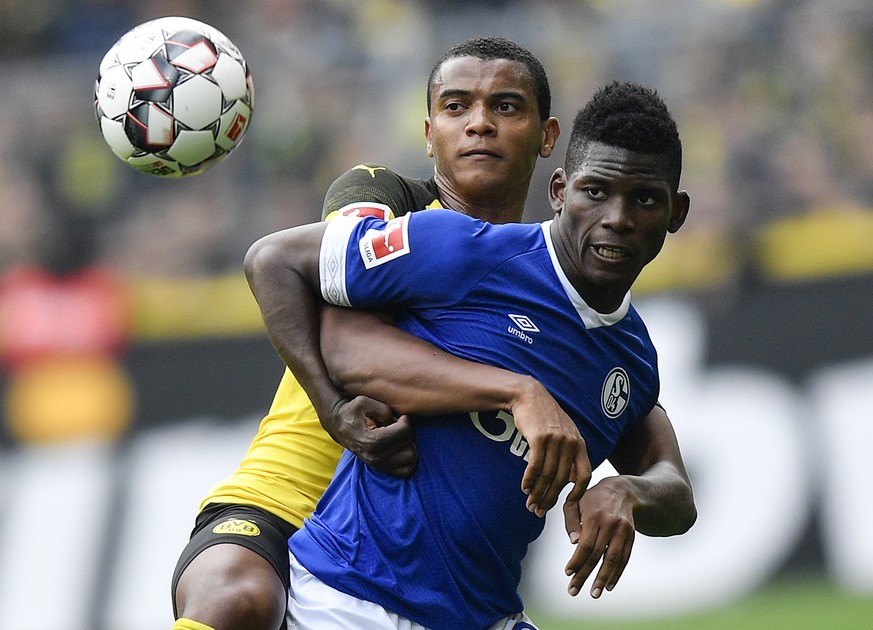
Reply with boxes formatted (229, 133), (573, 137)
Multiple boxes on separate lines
(291, 209), (660, 629)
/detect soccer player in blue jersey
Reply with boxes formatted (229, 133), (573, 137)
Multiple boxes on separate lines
(245, 81), (697, 629)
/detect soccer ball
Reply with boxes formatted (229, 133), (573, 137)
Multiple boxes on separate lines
(94, 16), (254, 177)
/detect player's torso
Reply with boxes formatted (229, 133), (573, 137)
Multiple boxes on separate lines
(337, 212), (660, 465)
(400, 279), (659, 467)
(299, 212), (660, 627)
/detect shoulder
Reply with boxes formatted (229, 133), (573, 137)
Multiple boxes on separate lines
(625, 304), (655, 342)
(322, 164), (439, 220)
(406, 212), (545, 268)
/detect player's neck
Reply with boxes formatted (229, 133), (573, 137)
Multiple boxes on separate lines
(437, 187), (525, 225)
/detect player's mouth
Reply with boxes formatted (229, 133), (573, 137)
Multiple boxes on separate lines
(594, 245), (630, 261)
(462, 149), (501, 159)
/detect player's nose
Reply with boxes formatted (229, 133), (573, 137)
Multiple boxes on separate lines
(601, 198), (634, 232)
(465, 103), (496, 136)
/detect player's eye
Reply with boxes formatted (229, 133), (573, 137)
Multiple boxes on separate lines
(587, 187), (606, 200)
(637, 191), (666, 206)
(444, 102), (466, 112)
(495, 102), (518, 113)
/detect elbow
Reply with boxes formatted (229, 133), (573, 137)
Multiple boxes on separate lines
(638, 471), (698, 537)
(320, 331), (355, 390)
(678, 491), (698, 535)
(244, 231), (300, 306)
(642, 486), (697, 538)
(243, 233), (277, 287)
(673, 480), (698, 535)
(244, 224), (322, 297)
(320, 307), (391, 394)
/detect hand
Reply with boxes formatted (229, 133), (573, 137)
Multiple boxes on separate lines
(328, 396), (419, 477)
(510, 379), (591, 517)
(563, 477), (635, 598)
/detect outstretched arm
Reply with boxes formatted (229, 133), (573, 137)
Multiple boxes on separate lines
(562, 404), (696, 598)
(321, 305), (591, 516)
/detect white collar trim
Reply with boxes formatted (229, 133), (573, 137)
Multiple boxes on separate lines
(540, 221), (631, 329)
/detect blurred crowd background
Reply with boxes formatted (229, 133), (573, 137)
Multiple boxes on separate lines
(1, 0), (872, 628)
(2, 0), (873, 287)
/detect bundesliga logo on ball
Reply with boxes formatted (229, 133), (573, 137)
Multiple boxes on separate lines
(94, 16), (254, 177)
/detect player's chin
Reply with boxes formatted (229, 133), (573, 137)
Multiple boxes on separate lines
(582, 256), (639, 290)
(456, 167), (512, 192)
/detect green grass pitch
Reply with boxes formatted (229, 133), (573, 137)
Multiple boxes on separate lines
(531, 576), (873, 630)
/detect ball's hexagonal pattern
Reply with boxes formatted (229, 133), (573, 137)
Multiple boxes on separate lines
(94, 17), (254, 177)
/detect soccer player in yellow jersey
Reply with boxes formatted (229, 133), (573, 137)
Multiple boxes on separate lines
(171, 37), (694, 630)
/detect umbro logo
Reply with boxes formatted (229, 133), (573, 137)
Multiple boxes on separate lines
(508, 313), (539, 332)
(507, 314), (539, 345)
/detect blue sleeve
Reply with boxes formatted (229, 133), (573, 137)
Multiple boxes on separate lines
(319, 209), (505, 310)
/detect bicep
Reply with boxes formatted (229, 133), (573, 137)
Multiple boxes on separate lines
(245, 223), (327, 294)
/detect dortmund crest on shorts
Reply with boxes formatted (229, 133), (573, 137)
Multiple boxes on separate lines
(212, 518), (261, 537)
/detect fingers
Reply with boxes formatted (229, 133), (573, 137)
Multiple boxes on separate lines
(588, 537), (632, 598)
(520, 450), (545, 515)
(336, 398), (419, 477)
(355, 396), (398, 428)
(366, 447), (418, 476)
(522, 436), (589, 518)
(565, 447), (592, 505)
(523, 451), (571, 517)
(564, 509), (634, 598)
(360, 415), (419, 477)
(562, 499), (582, 545)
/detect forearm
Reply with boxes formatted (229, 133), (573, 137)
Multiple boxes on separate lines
(605, 405), (697, 536)
(321, 305), (540, 416)
(245, 226), (345, 433)
(323, 304), (587, 510)
(594, 462), (696, 537)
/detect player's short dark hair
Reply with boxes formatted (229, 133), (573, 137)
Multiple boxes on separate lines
(565, 82), (683, 190)
(426, 36), (551, 121)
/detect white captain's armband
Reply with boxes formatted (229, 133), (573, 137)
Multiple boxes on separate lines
(320, 216), (359, 307)
(324, 201), (394, 223)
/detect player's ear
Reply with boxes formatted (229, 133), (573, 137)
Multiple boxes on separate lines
(549, 168), (566, 214)
(425, 117), (434, 158)
(539, 117), (560, 158)
(668, 190), (690, 233)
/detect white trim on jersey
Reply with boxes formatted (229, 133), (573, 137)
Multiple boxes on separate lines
(540, 221), (631, 329)
(320, 216), (358, 307)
